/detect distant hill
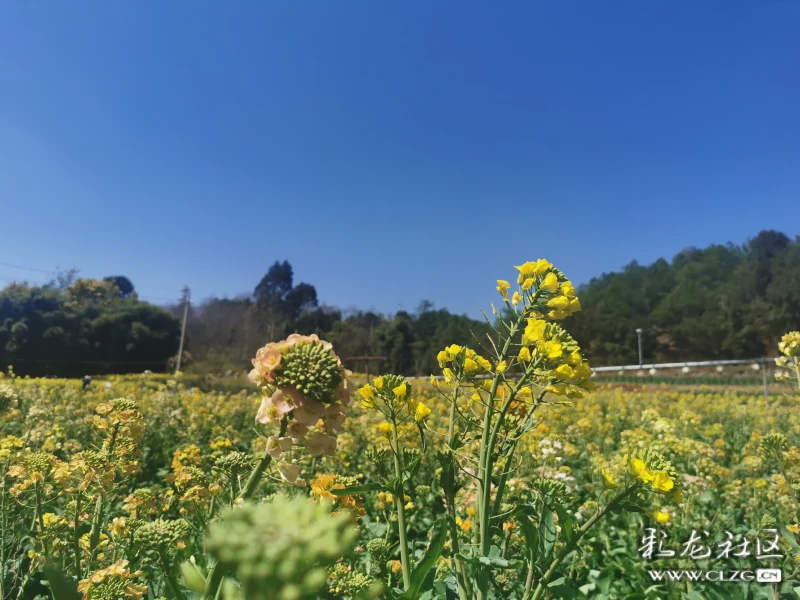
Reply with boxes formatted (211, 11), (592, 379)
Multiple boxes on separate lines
(567, 230), (800, 366)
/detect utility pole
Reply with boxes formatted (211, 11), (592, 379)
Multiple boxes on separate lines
(175, 286), (190, 373)
(635, 328), (643, 368)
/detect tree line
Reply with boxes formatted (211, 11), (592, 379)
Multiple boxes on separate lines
(0, 272), (180, 377)
(2, 229), (798, 377)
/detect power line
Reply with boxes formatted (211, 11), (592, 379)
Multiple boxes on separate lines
(0, 258), (183, 295)
(0, 261), (55, 274)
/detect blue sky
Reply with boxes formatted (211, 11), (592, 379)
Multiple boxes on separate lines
(1, 1), (798, 318)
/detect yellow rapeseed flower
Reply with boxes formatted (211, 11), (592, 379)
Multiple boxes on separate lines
(392, 383), (407, 400)
(542, 340), (563, 359)
(511, 291), (522, 305)
(601, 468), (620, 489)
(446, 345), (463, 360)
(631, 458), (655, 484)
(554, 364), (574, 379)
(648, 510), (670, 524)
(541, 272), (559, 293)
(519, 347), (532, 362)
(652, 471), (674, 492)
(464, 358), (479, 375)
(374, 377), (384, 390)
(496, 280), (511, 301)
(377, 423), (393, 438)
(496, 360), (507, 374)
(414, 402), (431, 422)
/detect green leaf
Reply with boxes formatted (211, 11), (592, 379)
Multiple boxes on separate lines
(180, 560), (207, 593)
(780, 524), (800, 553)
(42, 561), (80, 600)
(548, 576), (588, 599)
(398, 519), (447, 600)
(539, 508), (557, 563)
(455, 553), (521, 569)
(519, 514), (539, 565)
(330, 482), (384, 496)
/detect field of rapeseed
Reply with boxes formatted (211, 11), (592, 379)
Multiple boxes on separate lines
(2, 261), (800, 600)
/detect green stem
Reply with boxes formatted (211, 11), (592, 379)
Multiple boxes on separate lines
(201, 416), (288, 600)
(476, 320), (520, 600)
(240, 416), (288, 500)
(1, 467), (6, 600)
(34, 483), (49, 557)
(391, 418), (411, 591)
(161, 555), (188, 600)
(73, 495), (82, 579)
(443, 382), (471, 600)
(527, 488), (633, 600)
(88, 423), (120, 552)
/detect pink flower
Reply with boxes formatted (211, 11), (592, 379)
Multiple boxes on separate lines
(287, 420), (309, 441)
(304, 432), (337, 457)
(266, 436), (293, 459)
(255, 347), (281, 373)
(256, 397), (281, 424)
(324, 404), (347, 433)
(278, 462), (305, 486)
(292, 396), (326, 426)
(270, 389), (299, 414)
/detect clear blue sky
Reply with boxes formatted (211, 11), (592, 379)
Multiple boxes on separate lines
(1, 1), (798, 318)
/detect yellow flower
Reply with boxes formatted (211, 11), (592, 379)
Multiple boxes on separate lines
(652, 471), (674, 492)
(566, 351), (582, 366)
(514, 262), (538, 284)
(554, 364), (574, 379)
(518, 347), (531, 362)
(522, 318), (547, 343)
(788, 524), (800, 534)
(466, 507), (476, 517)
(464, 358), (479, 375)
(546, 296), (570, 310)
(511, 291), (522, 305)
(446, 344), (463, 360)
(476, 356), (492, 371)
(377, 423), (393, 438)
(561, 281), (575, 297)
(668, 487), (684, 504)
(601, 468), (620, 489)
(437, 350), (448, 366)
(631, 458), (655, 484)
(521, 277), (535, 291)
(374, 377), (384, 390)
(547, 383), (567, 396)
(541, 340), (563, 359)
(414, 402), (431, 422)
(443, 368), (455, 383)
(541, 272), (559, 293)
(496, 360), (507, 374)
(459, 518), (473, 532)
(496, 280), (511, 300)
(358, 385), (375, 409)
(648, 510), (670, 524)
(392, 383), (407, 400)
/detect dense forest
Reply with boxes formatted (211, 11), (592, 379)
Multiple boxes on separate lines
(568, 230), (800, 364)
(0, 273), (181, 376)
(1, 230), (798, 377)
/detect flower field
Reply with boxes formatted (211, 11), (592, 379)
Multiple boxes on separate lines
(1, 263), (800, 600)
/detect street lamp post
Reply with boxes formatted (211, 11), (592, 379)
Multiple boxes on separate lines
(635, 328), (643, 368)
